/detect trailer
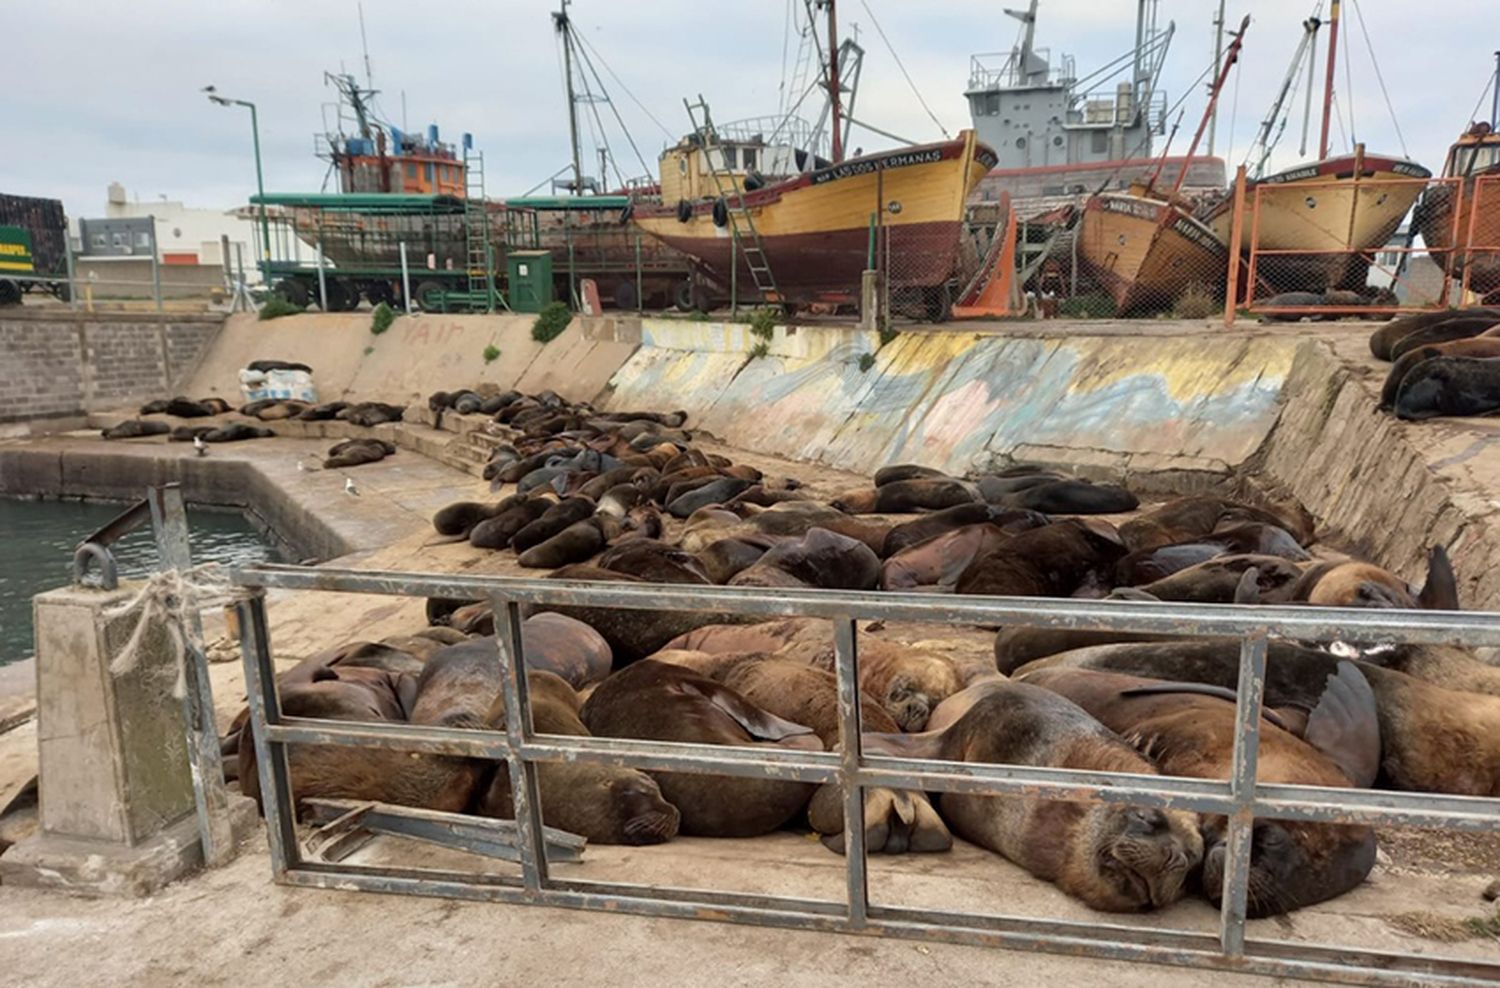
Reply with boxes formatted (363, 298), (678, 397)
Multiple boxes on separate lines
(0, 193), (70, 305)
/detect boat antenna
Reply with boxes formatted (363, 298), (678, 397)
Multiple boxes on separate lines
(553, 0), (584, 195)
(357, 1), (374, 90)
(822, 0), (844, 163)
(1160, 15), (1249, 200)
(1207, 0), (1226, 154)
(1318, 0), (1340, 158)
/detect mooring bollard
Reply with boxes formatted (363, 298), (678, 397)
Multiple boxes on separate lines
(0, 489), (257, 896)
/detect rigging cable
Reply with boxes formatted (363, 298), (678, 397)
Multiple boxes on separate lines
(1463, 59), (1498, 125)
(1226, 49), (1242, 165)
(1342, 8), (1356, 150)
(574, 29), (675, 141)
(1348, 0), (1407, 157)
(858, 0), (950, 138)
(573, 34), (655, 182)
(777, 0), (794, 119)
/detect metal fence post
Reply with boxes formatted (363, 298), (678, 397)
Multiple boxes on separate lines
(400, 242), (413, 315)
(635, 231), (643, 314)
(492, 594), (550, 893)
(731, 231), (739, 320)
(1219, 631), (1269, 955)
(64, 238), (78, 310)
(315, 239), (329, 312)
(1223, 165), (1247, 327)
(832, 617), (869, 927)
(236, 591), (299, 877)
(149, 218), (163, 312)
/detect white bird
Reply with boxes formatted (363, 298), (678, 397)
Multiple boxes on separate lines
(344, 477), (360, 497)
(193, 435), (208, 457)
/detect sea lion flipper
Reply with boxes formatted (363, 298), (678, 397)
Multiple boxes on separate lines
(1417, 545), (1460, 610)
(681, 680), (816, 742)
(1233, 567), (1261, 605)
(394, 672), (421, 720)
(861, 730), (946, 760)
(1305, 661), (1382, 788)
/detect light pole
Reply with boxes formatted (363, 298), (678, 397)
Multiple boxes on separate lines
(204, 86), (269, 282)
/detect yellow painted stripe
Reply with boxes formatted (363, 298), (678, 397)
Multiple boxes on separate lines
(0, 260), (36, 272)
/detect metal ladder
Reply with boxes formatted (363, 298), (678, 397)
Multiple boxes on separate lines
(462, 147), (497, 312)
(684, 95), (782, 305)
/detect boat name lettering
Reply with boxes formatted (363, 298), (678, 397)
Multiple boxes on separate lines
(1266, 166), (1320, 185)
(1391, 162), (1431, 178)
(811, 149), (945, 185)
(1099, 197), (1162, 221)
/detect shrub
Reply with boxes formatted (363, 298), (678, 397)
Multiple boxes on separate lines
(749, 341), (770, 360)
(370, 301), (396, 335)
(259, 296), (304, 320)
(531, 301), (572, 343)
(1170, 283), (1219, 320)
(748, 306), (777, 342)
(878, 326), (898, 348)
(858, 353), (876, 372)
(1057, 292), (1116, 319)
(483, 345), (501, 364)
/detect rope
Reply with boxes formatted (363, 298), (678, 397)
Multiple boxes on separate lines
(103, 563), (241, 699)
(1349, 0), (1407, 157)
(859, 0), (951, 139)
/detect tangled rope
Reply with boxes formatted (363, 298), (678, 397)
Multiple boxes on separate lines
(103, 563), (242, 699)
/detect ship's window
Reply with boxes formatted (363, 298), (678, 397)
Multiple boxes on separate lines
(406, 163), (417, 180)
(721, 147), (738, 169)
(426, 163), (435, 183)
(743, 147), (757, 170)
(1092, 131), (1108, 154)
(986, 94), (1000, 115)
(1002, 118), (1012, 127)
(1016, 137), (1027, 149)
(1477, 146), (1500, 171)
(1053, 136), (1064, 147)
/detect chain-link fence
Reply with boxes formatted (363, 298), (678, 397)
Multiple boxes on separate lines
(1457, 173), (1500, 304)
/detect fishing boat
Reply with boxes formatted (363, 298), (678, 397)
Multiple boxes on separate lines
(1416, 71), (1500, 302)
(1074, 19), (1245, 314)
(629, 0), (996, 315)
(1200, 1), (1430, 294)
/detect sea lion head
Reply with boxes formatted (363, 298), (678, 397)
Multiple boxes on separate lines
(1200, 818), (1376, 918)
(537, 763), (682, 846)
(1077, 804), (1203, 911)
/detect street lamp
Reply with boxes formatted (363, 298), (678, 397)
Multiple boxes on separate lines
(204, 86), (270, 281)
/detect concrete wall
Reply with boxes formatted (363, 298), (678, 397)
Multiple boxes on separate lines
(0, 311), (223, 432)
(601, 318), (1299, 489)
(73, 259), (229, 299)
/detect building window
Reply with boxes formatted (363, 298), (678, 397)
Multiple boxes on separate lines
(721, 147), (738, 169)
(136, 231), (153, 248)
(406, 163), (417, 180)
(91, 233), (107, 249)
(112, 232), (126, 247)
(743, 147), (757, 170)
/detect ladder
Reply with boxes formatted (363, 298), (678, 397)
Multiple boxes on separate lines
(462, 147), (497, 312)
(683, 95), (782, 305)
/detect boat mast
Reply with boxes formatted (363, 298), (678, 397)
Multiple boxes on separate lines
(824, 0), (843, 163)
(1164, 16), (1248, 199)
(1318, 0), (1341, 159)
(1492, 50), (1500, 128)
(554, 0), (584, 195)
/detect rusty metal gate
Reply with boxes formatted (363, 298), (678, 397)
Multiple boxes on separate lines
(232, 563), (1500, 986)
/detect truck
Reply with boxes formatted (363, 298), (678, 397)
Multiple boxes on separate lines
(0, 193), (70, 305)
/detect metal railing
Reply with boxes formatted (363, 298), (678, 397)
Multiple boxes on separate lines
(232, 562), (1500, 986)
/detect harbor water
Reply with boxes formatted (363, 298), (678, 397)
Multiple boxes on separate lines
(0, 498), (276, 666)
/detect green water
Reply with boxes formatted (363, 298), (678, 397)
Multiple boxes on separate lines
(0, 499), (277, 666)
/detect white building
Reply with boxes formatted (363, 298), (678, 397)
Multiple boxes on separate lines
(74, 182), (262, 281)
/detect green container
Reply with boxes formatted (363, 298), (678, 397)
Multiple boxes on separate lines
(507, 249), (554, 313)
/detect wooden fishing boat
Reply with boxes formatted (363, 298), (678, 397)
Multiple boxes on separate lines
(1201, 149), (1430, 292)
(1074, 17), (1245, 314)
(1417, 120), (1500, 302)
(631, 130), (996, 307)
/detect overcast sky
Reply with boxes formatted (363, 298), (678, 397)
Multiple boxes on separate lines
(5, 0), (1496, 219)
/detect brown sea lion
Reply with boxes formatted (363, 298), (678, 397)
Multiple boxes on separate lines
(879, 523), (1013, 591)
(433, 498), (517, 538)
(1394, 355), (1500, 419)
(729, 527), (880, 591)
(679, 501), (889, 556)
(697, 535), (779, 584)
(1014, 640), (1500, 797)
(102, 419), (171, 440)
(873, 464), (951, 486)
(597, 539), (713, 584)
(1379, 337), (1500, 408)
(1020, 664), (1379, 916)
(883, 505), (1049, 557)
(654, 652), (951, 855)
(515, 613), (614, 688)
(324, 438), (395, 469)
(470, 497), (553, 550)
(1119, 496), (1315, 553)
(516, 517), (611, 568)
(202, 423), (274, 442)
(580, 659), (822, 837)
(832, 478), (978, 514)
(866, 679), (1203, 911)
(1369, 307), (1500, 360)
(1115, 524), (1310, 585)
(955, 519), (1124, 597)
(511, 496), (597, 553)
(342, 401), (407, 427)
(992, 479), (1140, 515)
(169, 425), (217, 442)
(1137, 554), (1302, 603)
(1388, 315), (1500, 360)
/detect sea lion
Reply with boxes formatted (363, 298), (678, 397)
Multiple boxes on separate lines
(164, 397), (217, 418)
(832, 478), (977, 514)
(1379, 337), (1500, 409)
(324, 438), (395, 469)
(1387, 315), (1500, 360)
(955, 519), (1124, 597)
(202, 423), (274, 442)
(514, 612), (614, 688)
(679, 501), (889, 556)
(433, 498), (516, 538)
(531, 565), (757, 663)
(1020, 664), (1379, 916)
(1292, 544), (1454, 610)
(1119, 496), (1315, 553)
(295, 401), (349, 421)
(1115, 524), (1310, 586)
(101, 419), (171, 440)
(579, 466), (655, 502)
(1368, 308), (1500, 360)
(883, 505), (1050, 556)
(729, 527), (880, 591)
(247, 359), (312, 374)
(581, 659), (822, 837)
(697, 535), (778, 583)
(342, 401), (407, 427)
(656, 652), (952, 855)
(169, 425), (217, 442)
(597, 539), (713, 584)
(1137, 554), (1302, 603)
(511, 497), (597, 553)
(1393, 355), (1500, 420)
(1014, 640), (1500, 797)
(665, 477), (756, 518)
(879, 523), (1013, 591)
(975, 469), (1067, 499)
(139, 398), (171, 415)
(873, 464), (951, 486)
(470, 498), (554, 550)
(992, 479), (1140, 515)
(865, 679), (1203, 911)
(516, 517), (612, 569)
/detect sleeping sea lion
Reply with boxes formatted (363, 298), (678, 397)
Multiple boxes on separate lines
(955, 519), (1124, 597)
(697, 535), (779, 584)
(516, 517), (612, 568)
(470, 497), (553, 550)
(832, 478), (977, 514)
(873, 463), (951, 486)
(597, 539), (713, 584)
(1387, 315), (1500, 361)
(1393, 355), (1500, 420)
(879, 523), (1013, 591)
(1119, 496), (1315, 553)
(102, 419), (171, 440)
(729, 527), (880, 591)
(1379, 337), (1500, 409)
(1136, 554), (1302, 603)
(882, 505), (1049, 557)
(992, 479), (1139, 515)
(511, 497), (597, 553)
(580, 659), (822, 837)
(1368, 308), (1500, 360)
(865, 679), (1203, 912)
(1020, 664), (1379, 916)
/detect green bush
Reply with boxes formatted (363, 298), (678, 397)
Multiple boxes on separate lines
(483, 345), (501, 364)
(1170, 283), (1219, 320)
(531, 301), (573, 343)
(1057, 293), (1116, 319)
(259, 296), (304, 320)
(878, 326), (898, 348)
(748, 306), (777, 342)
(749, 341), (770, 360)
(858, 353), (876, 372)
(370, 301), (396, 335)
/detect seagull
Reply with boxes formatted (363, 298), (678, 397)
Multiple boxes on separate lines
(194, 435), (208, 457)
(344, 477), (361, 497)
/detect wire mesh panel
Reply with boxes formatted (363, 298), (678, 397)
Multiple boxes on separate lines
(1459, 174), (1500, 304)
(233, 564), (1500, 987)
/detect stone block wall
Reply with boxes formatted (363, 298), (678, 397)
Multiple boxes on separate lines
(0, 311), (223, 426)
